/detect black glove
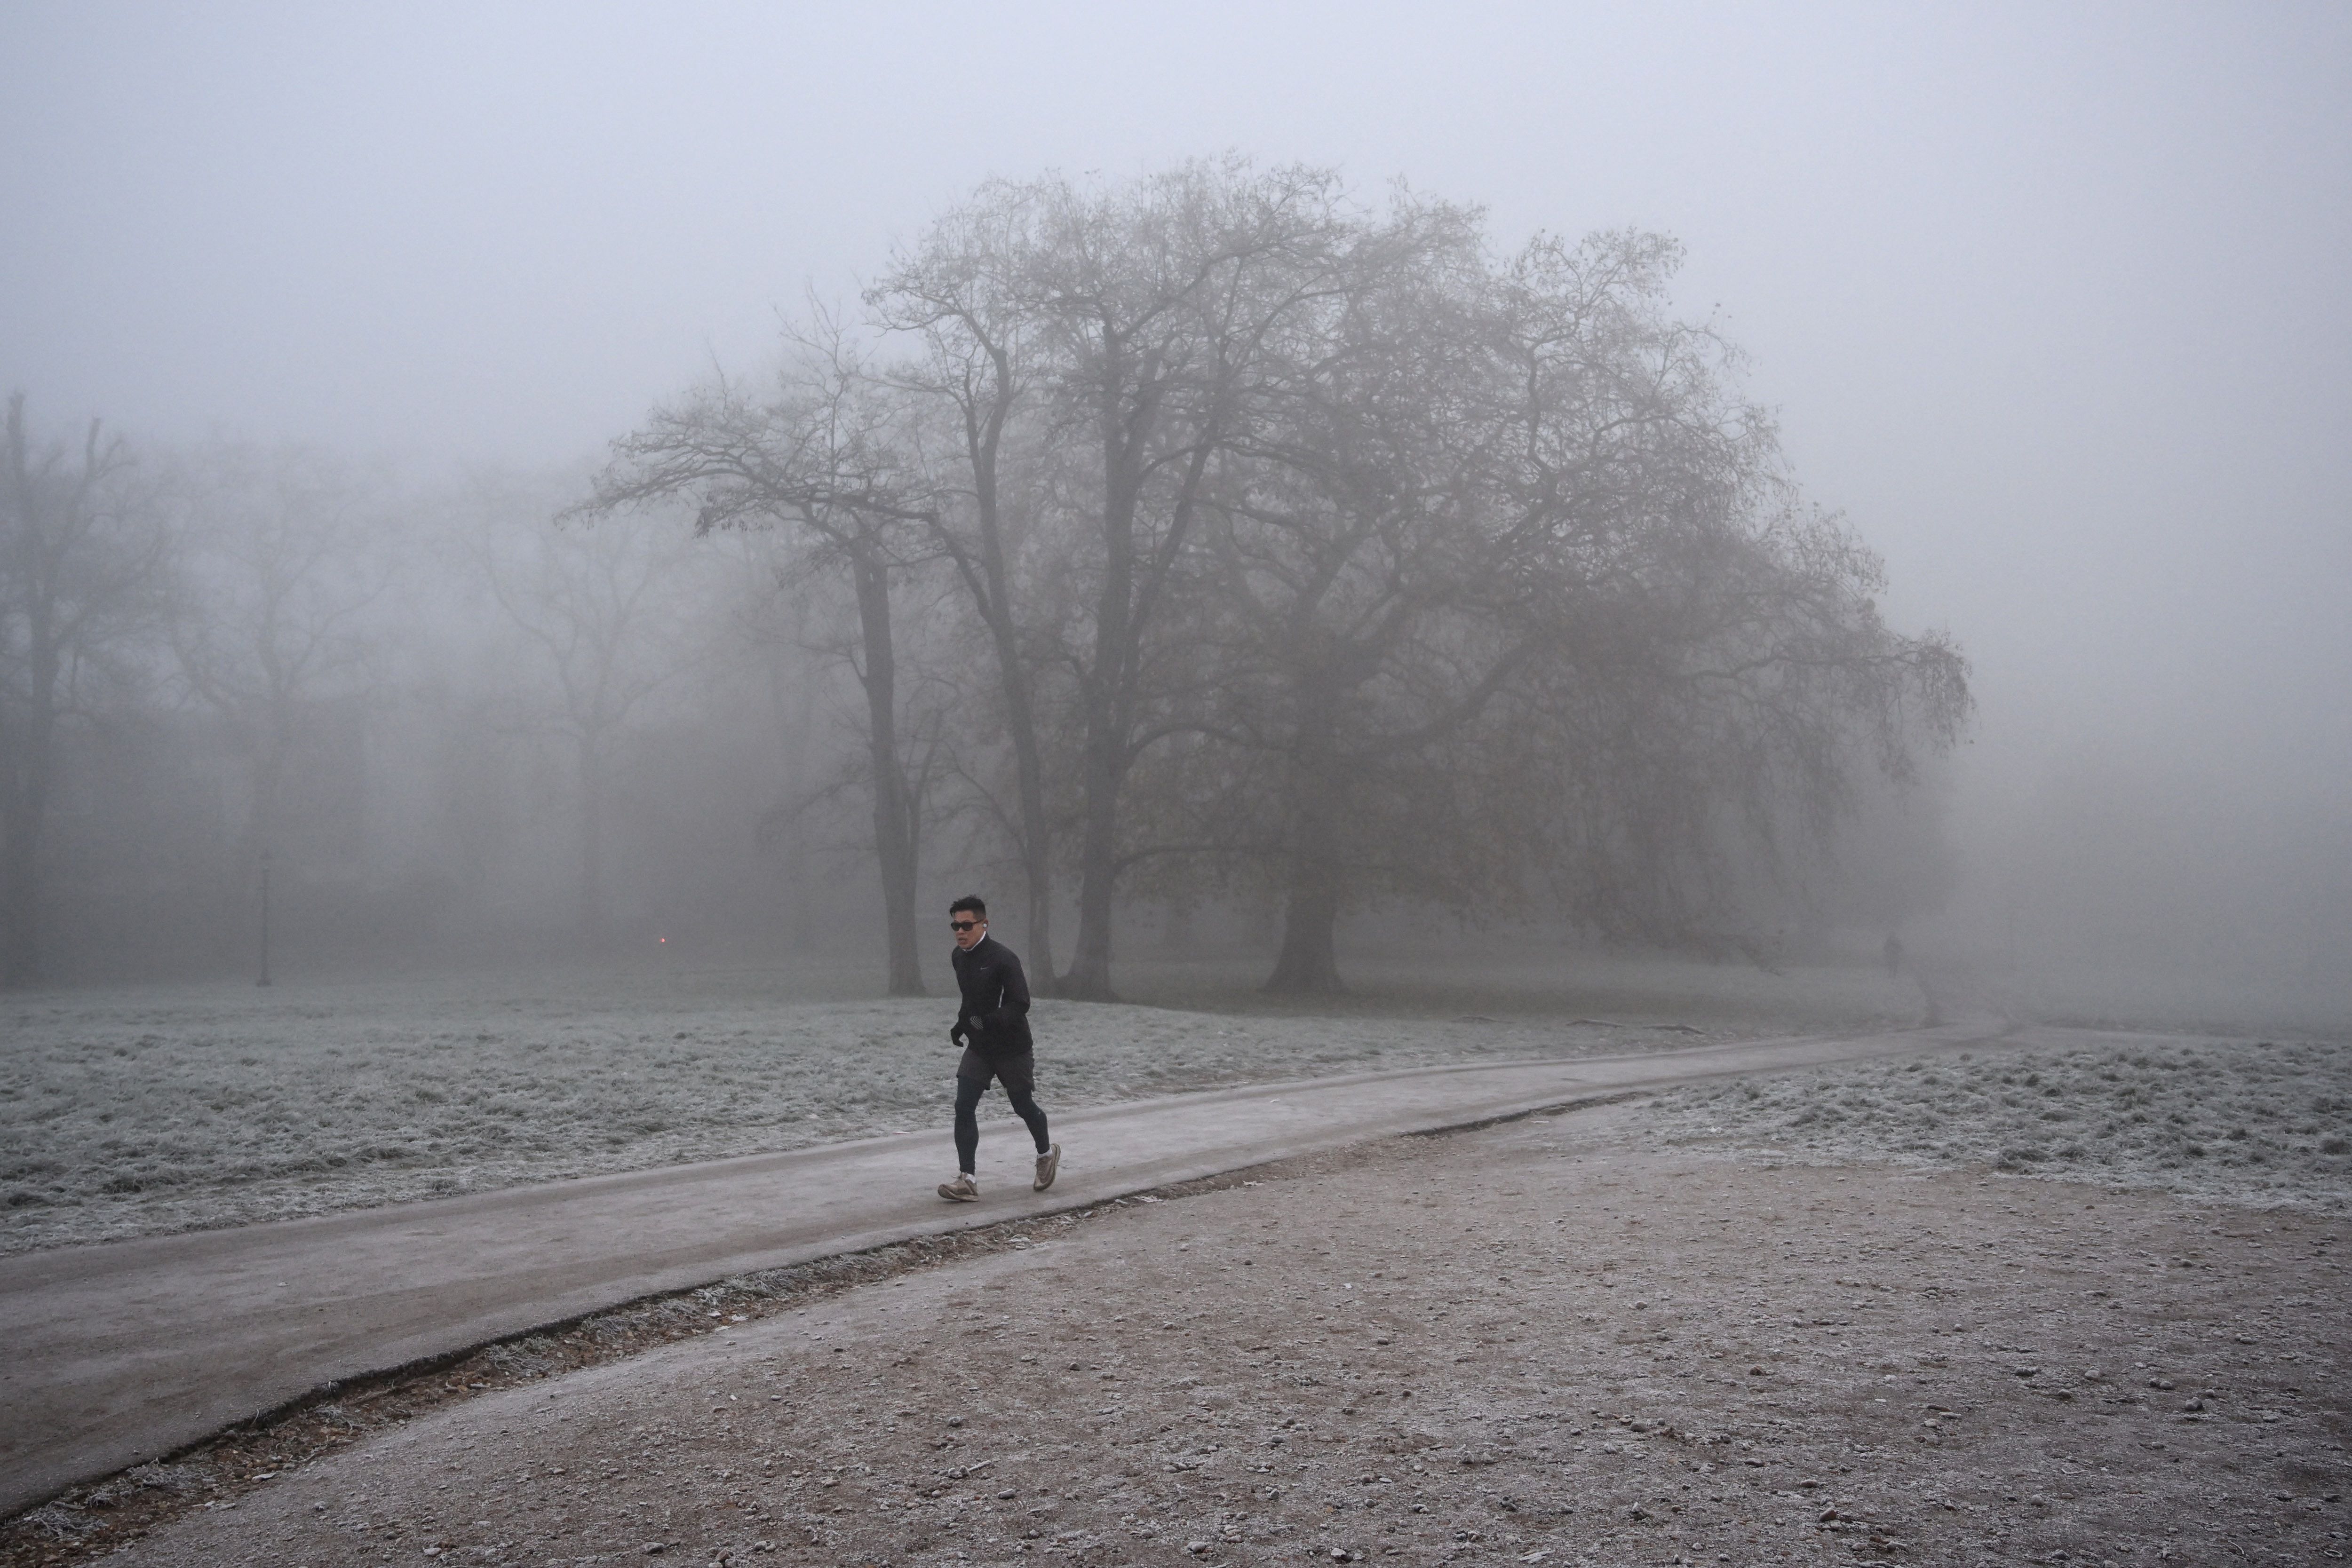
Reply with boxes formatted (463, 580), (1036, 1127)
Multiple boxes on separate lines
(949, 1022), (969, 1047)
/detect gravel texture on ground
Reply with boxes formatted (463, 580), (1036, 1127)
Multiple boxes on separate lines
(0, 960), (1907, 1256)
(1644, 1035), (2352, 1212)
(28, 1103), (2348, 1568)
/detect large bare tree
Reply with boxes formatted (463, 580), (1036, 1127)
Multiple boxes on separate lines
(1120, 223), (1973, 991)
(1487, 236), (1968, 951)
(583, 162), (1972, 1001)
(868, 162), (1364, 997)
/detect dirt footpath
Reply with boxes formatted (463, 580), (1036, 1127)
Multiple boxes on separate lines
(93, 1105), (2351, 1568)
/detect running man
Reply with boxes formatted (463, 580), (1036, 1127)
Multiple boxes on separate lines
(938, 895), (1060, 1201)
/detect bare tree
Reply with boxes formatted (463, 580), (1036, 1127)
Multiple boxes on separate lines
(0, 393), (163, 987)
(580, 331), (942, 993)
(868, 202), (1065, 984)
(1180, 197), (1530, 991)
(469, 474), (704, 951)
(579, 163), (1972, 1001)
(1485, 234), (1972, 955)
(1140, 224), (1972, 991)
(961, 160), (1362, 998)
(167, 443), (394, 955)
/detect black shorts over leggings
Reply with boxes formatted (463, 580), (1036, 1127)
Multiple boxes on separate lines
(957, 1045), (1034, 1097)
(954, 1047), (1048, 1174)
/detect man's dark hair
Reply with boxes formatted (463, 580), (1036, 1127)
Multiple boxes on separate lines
(949, 895), (987, 921)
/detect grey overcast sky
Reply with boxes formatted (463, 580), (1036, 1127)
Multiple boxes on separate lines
(7, 0), (2350, 816)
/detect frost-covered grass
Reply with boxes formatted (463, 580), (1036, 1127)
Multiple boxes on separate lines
(2, 955), (1852, 1255)
(1646, 1036), (2352, 1210)
(1115, 943), (1924, 1032)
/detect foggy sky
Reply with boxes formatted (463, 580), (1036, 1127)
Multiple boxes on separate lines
(7, 0), (2349, 893)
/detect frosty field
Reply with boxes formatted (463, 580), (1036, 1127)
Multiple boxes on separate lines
(0, 953), (1916, 1255)
(56, 1086), (2352, 1568)
(10, 955), (2352, 1565)
(1645, 1032), (2352, 1210)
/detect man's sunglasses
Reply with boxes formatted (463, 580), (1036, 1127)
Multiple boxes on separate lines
(950, 919), (981, 932)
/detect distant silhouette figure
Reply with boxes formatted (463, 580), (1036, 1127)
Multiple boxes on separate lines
(1882, 931), (1905, 977)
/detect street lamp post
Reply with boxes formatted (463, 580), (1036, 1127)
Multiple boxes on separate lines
(256, 848), (273, 988)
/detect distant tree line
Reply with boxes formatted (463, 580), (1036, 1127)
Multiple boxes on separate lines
(581, 160), (1971, 997)
(0, 409), (811, 989)
(0, 161), (1968, 995)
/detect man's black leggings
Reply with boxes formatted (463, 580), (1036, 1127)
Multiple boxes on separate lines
(954, 1054), (1049, 1176)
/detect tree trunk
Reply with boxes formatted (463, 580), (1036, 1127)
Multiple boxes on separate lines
(247, 721), (290, 971)
(1062, 481), (1140, 997)
(969, 631), (1058, 988)
(1265, 871), (1343, 994)
(1063, 714), (1124, 999)
(1061, 352), (1143, 1002)
(851, 549), (924, 995)
(1064, 388), (1214, 1001)
(0, 552), (59, 987)
(577, 730), (606, 950)
(0, 730), (48, 988)
(1009, 689), (1056, 986)
(955, 372), (1057, 986)
(0, 410), (61, 988)
(763, 638), (823, 952)
(0, 604), (55, 986)
(1265, 744), (1346, 994)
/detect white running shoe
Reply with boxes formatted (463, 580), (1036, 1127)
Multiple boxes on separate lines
(938, 1172), (979, 1202)
(1033, 1143), (1061, 1192)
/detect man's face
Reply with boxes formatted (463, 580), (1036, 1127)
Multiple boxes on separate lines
(951, 911), (986, 950)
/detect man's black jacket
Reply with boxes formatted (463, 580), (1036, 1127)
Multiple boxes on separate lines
(951, 934), (1033, 1058)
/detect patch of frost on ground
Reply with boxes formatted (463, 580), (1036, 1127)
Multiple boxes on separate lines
(0, 975), (1704, 1253)
(1644, 1036), (2352, 1210)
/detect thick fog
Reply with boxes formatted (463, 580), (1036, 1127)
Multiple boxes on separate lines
(4, 3), (2347, 1023)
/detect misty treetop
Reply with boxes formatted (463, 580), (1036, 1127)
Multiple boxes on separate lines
(580, 159), (1971, 998)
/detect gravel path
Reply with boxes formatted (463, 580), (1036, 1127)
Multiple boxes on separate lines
(53, 1101), (2349, 1568)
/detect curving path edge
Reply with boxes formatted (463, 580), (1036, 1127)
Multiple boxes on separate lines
(2, 1011), (2122, 1516)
